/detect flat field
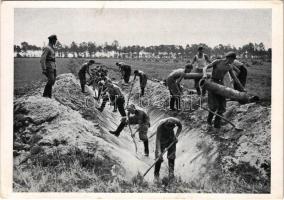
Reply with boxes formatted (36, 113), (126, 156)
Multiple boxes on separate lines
(14, 58), (271, 100)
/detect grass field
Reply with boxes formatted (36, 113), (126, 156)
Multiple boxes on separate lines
(14, 58), (271, 100)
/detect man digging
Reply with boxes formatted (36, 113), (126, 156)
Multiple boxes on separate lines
(109, 104), (151, 157)
(133, 70), (148, 96)
(154, 117), (182, 182)
(167, 64), (193, 111)
(116, 62), (132, 84)
(202, 51), (245, 130)
(78, 60), (96, 93)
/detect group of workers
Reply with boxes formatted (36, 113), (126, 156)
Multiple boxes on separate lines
(40, 35), (248, 182)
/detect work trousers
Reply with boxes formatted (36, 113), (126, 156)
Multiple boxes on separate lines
(43, 68), (56, 98)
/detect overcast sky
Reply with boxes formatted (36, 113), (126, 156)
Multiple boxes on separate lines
(14, 8), (271, 48)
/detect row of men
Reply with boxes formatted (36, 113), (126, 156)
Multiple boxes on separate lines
(40, 35), (247, 180)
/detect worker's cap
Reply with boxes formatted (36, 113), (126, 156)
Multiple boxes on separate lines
(198, 46), (203, 51)
(225, 51), (237, 59)
(115, 62), (120, 66)
(126, 104), (136, 111)
(48, 34), (57, 41)
(134, 70), (139, 74)
(88, 60), (95, 64)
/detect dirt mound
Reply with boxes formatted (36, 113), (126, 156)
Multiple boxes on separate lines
(14, 73), (271, 193)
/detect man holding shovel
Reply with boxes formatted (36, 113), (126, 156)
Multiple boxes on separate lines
(78, 60), (96, 93)
(133, 70), (148, 96)
(154, 117), (182, 181)
(202, 52), (245, 129)
(116, 62), (132, 84)
(109, 104), (151, 156)
(167, 64), (193, 111)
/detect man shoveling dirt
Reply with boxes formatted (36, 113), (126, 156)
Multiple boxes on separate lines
(116, 62), (132, 84)
(133, 70), (148, 96)
(154, 117), (182, 181)
(78, 60), (97, 93)
(97, 82), (126, 117)
(109, 104), (151, 156)
(202, 51), (245, 129)
(167, 64), (193, 111)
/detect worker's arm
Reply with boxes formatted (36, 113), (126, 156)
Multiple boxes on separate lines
(133, 74), (137, 81)
(176, 73), (185, 84)
(191, 56), (197, 65)
(175, 121), (182, 139)
(40, 48), (49, 73)
(87, 65), (91, 77)
(203, 60), (217, 78)
(205, 54), (212, 63)
(229, 69), (245, 92)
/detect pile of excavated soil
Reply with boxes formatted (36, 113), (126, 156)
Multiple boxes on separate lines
(14, 73), (271, 193)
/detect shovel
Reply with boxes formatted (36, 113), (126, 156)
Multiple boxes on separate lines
(142, 139), (177, 178)
(200, 106), (243, 131)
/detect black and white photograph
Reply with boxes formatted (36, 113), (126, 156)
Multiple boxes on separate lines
(0, 1), (283, 199)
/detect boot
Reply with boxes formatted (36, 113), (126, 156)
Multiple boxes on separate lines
(154, 160), (162, 179)
(213, 115), (222, 129)
(207, 112), (214, 125)
(143, 140), (149, 156)
(109, 121), (126, 137)
(168, 159), (175, 180)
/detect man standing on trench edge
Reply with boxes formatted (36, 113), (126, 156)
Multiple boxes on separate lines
(40, 34), (58, 98)
(190, 46), (211, 96)
(154, 117), (182, 181)
(109, 104), (150, 156)
(116, 62), (132, 84)
(167, 64), (193, 111)
(133, 70), (148, 96)
(202, 51), (245, 130)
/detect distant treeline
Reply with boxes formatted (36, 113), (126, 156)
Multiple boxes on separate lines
(14, 40), (271, 61)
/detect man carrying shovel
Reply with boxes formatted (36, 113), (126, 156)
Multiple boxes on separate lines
(109, 104), (151, 157)
(116, 62), (132, 84)
(154, 117), (182, 181)
(202, 52), (245, 129)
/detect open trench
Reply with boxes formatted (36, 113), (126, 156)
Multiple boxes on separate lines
(84, 83), (219, 184)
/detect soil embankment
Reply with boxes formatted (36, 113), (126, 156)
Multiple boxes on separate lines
(13, 73), (271, 192)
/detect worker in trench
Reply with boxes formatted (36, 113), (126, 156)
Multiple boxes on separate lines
(190, 46), (212, 96)
(116, 62), (132, 84)
(133, 70), (148, 96)
(40, 34), (58, 98)
(202, 51), (246, 130)
(109, 104), (150, 156)
(154, 117), (182, 181)
(167, 64), (193, 111)
(78, 60), (98, 93)
(96, 81), (126, 117)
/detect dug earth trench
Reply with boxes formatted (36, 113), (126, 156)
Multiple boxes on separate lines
(13, 73), (271, 193)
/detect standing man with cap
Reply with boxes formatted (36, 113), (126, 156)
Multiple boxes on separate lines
(167, 64), (193, 111)
(202, 51), (245, 129)
(109, 104), (151, 156)
(133, 70), (148, 96)
(154, 117), (182, 181)
(78, 60), (96, 93)
(40, 34), (57, 98)
(116, 62), (132, 84)
(191, 46), (211, 95)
